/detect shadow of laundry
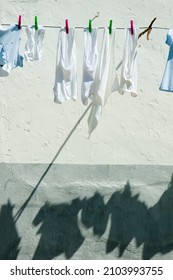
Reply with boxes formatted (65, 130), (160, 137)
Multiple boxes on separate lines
(143, 174), (173, 259)
(106, 182), (148, 257)
(80, 179), (173, 259)
(81, 192), (109, 237)
(81, 183), (148, 257)
(32, 174), (173, 260)
(32, 198), (85, 260)
(0, 200), (21, 260)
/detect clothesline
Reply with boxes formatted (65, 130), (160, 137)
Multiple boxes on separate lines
(0, 20), (171, 136)
(0, 23), (170, 30)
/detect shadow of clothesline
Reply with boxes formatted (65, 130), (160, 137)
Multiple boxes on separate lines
(14, 59), (123, 223)
(14, 102), (92, 223)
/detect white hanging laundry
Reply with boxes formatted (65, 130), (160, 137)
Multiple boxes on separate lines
(0, 24), (23, 77)
(81, 28), (98, 105)
(159, 29), (173, 92)
(87, 27), (119, 136)
(53, 27), (77, 104)
(119, 27), (139, 97)
(24, 25), (45, 62)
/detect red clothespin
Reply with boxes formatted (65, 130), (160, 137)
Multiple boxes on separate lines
(18, 15), (22, 29)
(130, 19), (134, 35)
(65, 19), (69, 34)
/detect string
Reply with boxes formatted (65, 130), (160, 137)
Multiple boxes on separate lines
(0, 23), (170, 30)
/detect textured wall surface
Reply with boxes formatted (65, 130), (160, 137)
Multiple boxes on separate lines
(1, 163), (173, 260)
(0, 0), (173, 260)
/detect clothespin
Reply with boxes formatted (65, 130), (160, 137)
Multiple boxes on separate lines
(65, 19), (69, 34)
(18, 15), (22, 29)
(130, 19), (134, 35)
(138, 17), (157, 40)
(89, 19), (92, 33)
(35, 15), (38, 30)
(88, 13), (99, 33)
(109, 19), (113, 34)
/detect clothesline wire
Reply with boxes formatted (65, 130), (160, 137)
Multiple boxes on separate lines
(0, 23), (170, 30)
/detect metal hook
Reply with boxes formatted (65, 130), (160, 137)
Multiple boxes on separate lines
(91, 12), (99, 22)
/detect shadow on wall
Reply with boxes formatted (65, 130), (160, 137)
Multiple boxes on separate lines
(32, 198), (86, 260)
(32, 175), (173, 260)
(1, 175), (173, 260)
(103, 183), (148, 258)
(0, 200), (21, 260)
(143, 177), (173, 259)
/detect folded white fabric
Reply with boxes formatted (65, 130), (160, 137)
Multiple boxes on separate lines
(119, 27), (138, 97)
(53, 27), (77, 104)
(24, 25), (45, 61)
(87, 27), (119, 136)
(81, 28), (98, 105)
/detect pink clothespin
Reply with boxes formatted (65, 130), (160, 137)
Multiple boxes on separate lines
(65, 19), (69, 34)
(18, 15), (22, 29)
(130, 19), (134, 35)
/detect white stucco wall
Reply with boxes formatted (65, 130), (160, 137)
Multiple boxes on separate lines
(0, 0), (172, 165)
(1, 0), (173, 261)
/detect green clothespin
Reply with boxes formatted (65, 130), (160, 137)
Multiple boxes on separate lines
(89, 19), (92, 33)
(35, 15), (38, 30)
(109, 20), (113, 34)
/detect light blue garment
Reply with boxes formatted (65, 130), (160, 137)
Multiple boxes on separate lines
(160, 29), (173, 92)
(0, 24), (23, 76)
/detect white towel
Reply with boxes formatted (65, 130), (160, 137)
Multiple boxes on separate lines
(88, 27), (119, 136)
(119, 27), (138, 97)
(24, 25), (45, 61)
(81, 28), (98, 105)
(53, 27), (77, 104)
